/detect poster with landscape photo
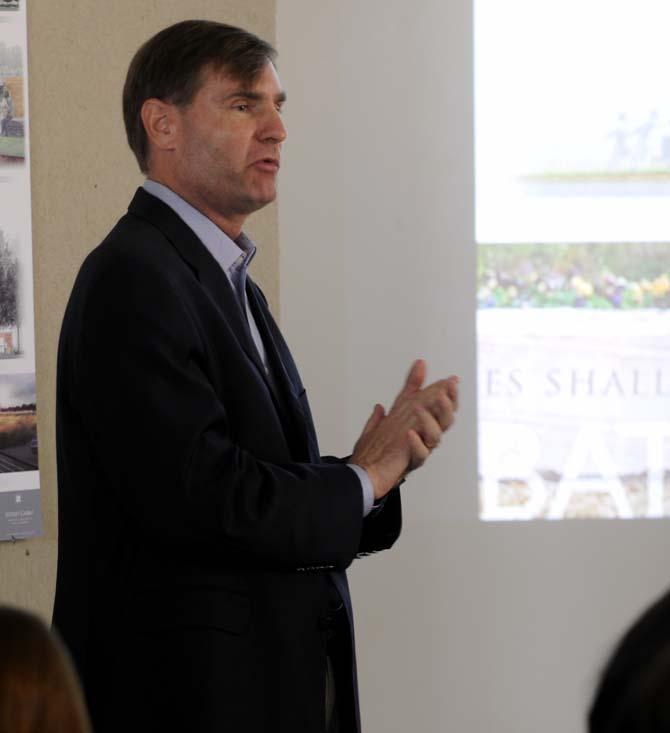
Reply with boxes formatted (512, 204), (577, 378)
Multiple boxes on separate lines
(0, 371), (39, 540)
(0, 372), (36, 471)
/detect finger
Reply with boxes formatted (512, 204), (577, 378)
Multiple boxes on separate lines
(431, 392), (455, 432)
(413, 403), (443, 449)
(424, 377), (458, 417)
(401, 359), (426, 396)
(419, 378), (453, 399)
(411, 380), (454, 428)
(361, 403), (385, 437)
(390, 360), (427, 413)
(447, 375), (460, 412)
(407, 429), (430, 471)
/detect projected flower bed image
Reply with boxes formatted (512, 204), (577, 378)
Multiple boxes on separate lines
(478, 243), (670, 310)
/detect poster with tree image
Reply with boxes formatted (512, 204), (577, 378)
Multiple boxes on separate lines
(0, 0), (39, 540)
(0, 232), (20, 356)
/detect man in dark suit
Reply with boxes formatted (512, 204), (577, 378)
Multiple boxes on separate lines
(53, 20), (458, 733)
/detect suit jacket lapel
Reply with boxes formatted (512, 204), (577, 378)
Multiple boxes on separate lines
(246, 282), (321, 463)
(127, 188), (269, 384)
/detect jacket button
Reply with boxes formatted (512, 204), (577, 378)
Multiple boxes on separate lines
(318, 614), (333, 631)
(318, 614), (337, 640)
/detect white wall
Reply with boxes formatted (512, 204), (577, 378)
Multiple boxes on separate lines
(277, 2), (670, 731)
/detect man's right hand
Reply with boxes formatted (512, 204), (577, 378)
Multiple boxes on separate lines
(350, 360), (459, 500)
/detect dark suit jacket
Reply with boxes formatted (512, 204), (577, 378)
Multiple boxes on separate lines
(53, 188), (402, 733)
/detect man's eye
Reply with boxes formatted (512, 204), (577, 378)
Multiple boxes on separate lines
(234, 104), (249, 112)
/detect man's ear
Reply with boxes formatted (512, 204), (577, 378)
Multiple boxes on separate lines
(140, 98), (179, 155)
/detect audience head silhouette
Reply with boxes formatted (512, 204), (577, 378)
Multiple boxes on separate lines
(590, 588), (670, 733)
(0, 606), (91, 733)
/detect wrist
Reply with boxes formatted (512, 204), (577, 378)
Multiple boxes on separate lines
(365, 465), (388, 501)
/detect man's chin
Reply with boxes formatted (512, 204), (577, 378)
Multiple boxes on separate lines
(244, 188), (277, 213)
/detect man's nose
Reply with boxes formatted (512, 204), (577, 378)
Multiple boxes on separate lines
(260, 107), (287, 144)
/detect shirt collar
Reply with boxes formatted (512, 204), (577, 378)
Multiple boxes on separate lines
(143, 179), (256, 276)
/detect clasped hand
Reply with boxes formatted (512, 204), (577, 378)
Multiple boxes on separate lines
(350, 360), (459, 500)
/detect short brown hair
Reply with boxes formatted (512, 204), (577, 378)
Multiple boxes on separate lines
(122, 20), (277, 173)
(0, 606), (92, 733)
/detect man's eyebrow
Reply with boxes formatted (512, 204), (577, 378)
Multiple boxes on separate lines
(222, 90), (287, 103)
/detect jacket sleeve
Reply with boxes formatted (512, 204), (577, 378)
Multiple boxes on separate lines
(320, 455), (403, 555)
(62, 245), (364, 572)
(357, 486), (402, 555)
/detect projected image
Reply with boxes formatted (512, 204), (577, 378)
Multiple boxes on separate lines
(476, 0), (670, 519)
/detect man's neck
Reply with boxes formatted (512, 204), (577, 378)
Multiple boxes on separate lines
(146, 174), (245, 240)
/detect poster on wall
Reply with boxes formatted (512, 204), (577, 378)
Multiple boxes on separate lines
(0, 0), (41, 540)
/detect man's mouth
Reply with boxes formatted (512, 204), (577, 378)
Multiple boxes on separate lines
(253, 157), (280, 173)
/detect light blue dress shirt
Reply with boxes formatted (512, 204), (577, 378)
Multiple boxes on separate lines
(142, 179), (375, 516)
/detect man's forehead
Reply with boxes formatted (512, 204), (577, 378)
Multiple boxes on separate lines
(201, 61), (284, 96)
